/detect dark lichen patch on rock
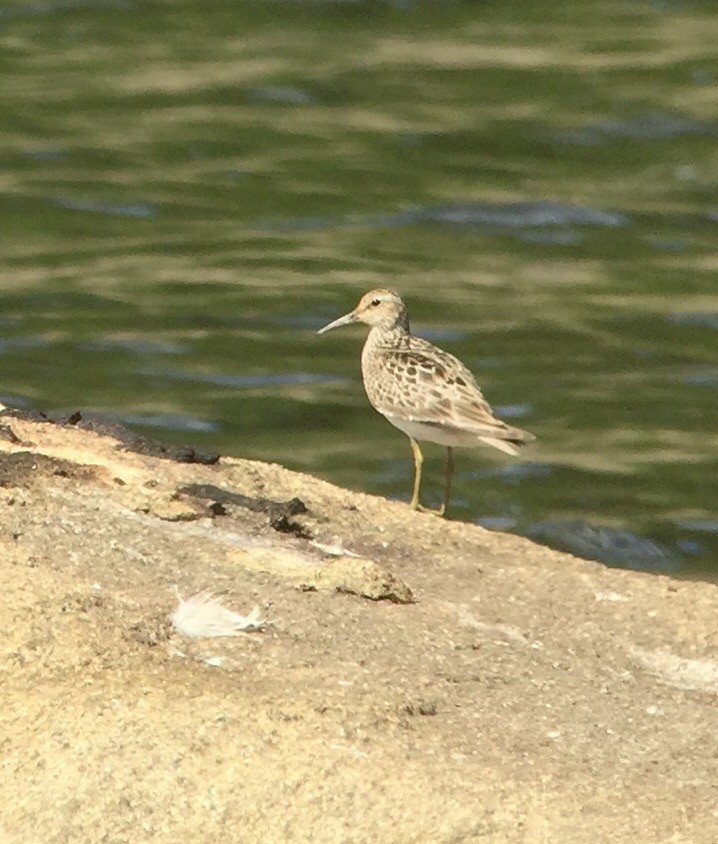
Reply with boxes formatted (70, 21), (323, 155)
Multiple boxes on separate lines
(180, 483), (311, 535)
(0, 451), (98, 488)
(180, 483), (308, 517)
(4, 408), (219, 465)
(69, 412), (220, 465)
(305, 558), (414, 604)
(269, 513), (312, 538)
(0, 423), (24, 445)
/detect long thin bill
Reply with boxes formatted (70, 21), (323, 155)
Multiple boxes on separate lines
(316, 312), (357, 334)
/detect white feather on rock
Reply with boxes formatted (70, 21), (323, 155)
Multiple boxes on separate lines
(170, 590), (273, 638)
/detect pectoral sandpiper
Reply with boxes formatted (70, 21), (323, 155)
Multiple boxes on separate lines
(318, 289), (535, 516)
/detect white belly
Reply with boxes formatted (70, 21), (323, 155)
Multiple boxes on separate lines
(382, 413), (520, 455)
(382, 414), (481, 448)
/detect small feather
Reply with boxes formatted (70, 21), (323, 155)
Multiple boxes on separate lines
(310, 540), (360, 558)
(170, 589), (273, 638)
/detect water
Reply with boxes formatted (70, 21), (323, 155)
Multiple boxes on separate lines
(1, 0), (716, 574)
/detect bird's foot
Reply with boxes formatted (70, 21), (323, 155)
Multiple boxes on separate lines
(411, 501), (448, 518)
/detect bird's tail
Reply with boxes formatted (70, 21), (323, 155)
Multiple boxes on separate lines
(479, 425), (536, 456)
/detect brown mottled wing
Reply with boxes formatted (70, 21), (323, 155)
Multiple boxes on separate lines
(369, 339), (528, 443)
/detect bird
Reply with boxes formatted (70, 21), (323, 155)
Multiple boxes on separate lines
(317, 289), (535, 517)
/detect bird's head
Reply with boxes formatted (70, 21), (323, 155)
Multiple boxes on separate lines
(317, 289), (408, 334)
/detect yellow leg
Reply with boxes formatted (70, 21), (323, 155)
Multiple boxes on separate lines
(409, 440), (453, 517)
(409, 437), (424, 510)
(437, 446), (454, 518)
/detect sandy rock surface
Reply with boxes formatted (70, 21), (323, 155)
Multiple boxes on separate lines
(0, 411), (716, 843)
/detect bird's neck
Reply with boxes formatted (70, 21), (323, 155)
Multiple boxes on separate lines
(369, 315), (411, 341)
(363, 322), (411, 357)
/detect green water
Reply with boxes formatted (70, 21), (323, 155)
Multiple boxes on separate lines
(1, 0), (717, 572)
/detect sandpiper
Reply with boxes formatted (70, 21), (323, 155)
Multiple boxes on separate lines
(318, 289), (535, 516)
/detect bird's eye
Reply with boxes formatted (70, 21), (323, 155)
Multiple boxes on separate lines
(370, 299), (381, 307)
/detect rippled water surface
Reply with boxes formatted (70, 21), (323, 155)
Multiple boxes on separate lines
(1, 0), (717, 573)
